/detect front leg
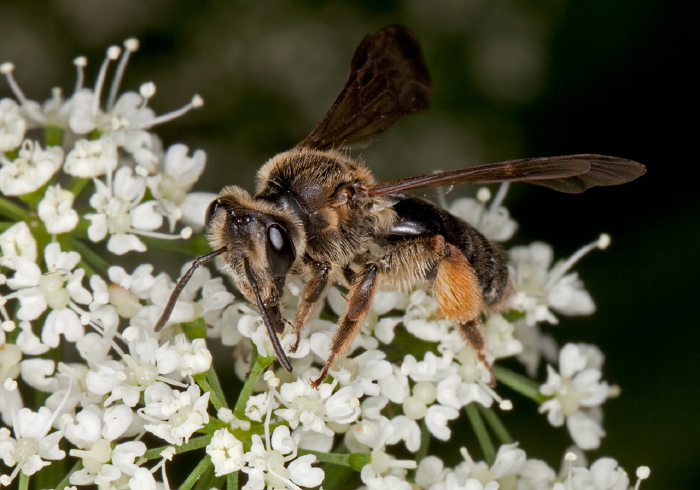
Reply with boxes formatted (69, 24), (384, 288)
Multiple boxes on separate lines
(313, 262), (380, 387)
(292, 258), (332, 352)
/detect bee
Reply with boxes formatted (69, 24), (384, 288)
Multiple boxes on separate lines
(155, 25), (645, 386)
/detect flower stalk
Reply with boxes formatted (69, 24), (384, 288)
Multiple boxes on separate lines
(465, 402), (496, 465)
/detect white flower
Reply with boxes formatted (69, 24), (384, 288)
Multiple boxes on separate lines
(401, 380), (437, 421)
(5, 242), (91, 348)
(448, 185), (518, 242)
(360, 467), (413, 490)
(154, 262), (234, 330)
(485, 314), (522, 360)
(446, 477), (500, 490)
(424, 404), (459, 441)
(237, 310), (281, 360)
(180, 191), (218, 231)
(85, 332), (179, 407)
(0, 344), (23, 426)
(108, 264), (159, 302)
(42, 363), (105, 419)
(65, 404), (148, 490)
(347, 412), (419, 455)
(0, 140), (63, 196)
(275, 378), (360, 436)
(358, 446), (416, 489)
(65, 404), (133, 448)
(401, 352), (453, 383)
(242, 425), (324, 490)
(403, 290), (452, 342)
(0, 221), (36, 268)
(329, 349), (393, 397)
(172, 335), (212, 376)
(207, 428), (245, 476)
(517, 458), (557, 490)
(433, 444), (524, 490)
(146, 143), (207, 228)
(0, 405), (66, 483)
(377, 365), (411, 404)
(18, 358), (57, 392)
(63, 138), (118, 178)
(140, 382), (210, 445)
(513, 322), (559, 377)
(86, 166), (164, 254)
(415, 455), (448, 488)
(0, 97), (26, 151)
(553, 456), (631, 490)
(38, 184), (80, 234)
(510, 237), (608, 326)
(128, 466), (159, 490)
(14, 320), (50, 355)
(539, 343), (610, 449)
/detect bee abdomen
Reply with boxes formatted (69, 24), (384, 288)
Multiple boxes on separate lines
(387, 197), (511, 307)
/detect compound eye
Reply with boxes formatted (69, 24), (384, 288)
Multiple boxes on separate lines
(266, 223), (295, 277)
(205, 199), (223, 225)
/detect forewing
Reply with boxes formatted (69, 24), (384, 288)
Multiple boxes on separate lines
(296, 25), (432, 150)
(369, 154), (646, 196)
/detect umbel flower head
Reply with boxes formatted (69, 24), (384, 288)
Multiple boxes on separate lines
(0, 39), (649, 490)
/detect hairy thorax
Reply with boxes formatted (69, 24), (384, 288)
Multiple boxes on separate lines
(255, 148), (396, 266)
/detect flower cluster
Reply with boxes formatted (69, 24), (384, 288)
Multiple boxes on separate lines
(0, 41), (648, 489)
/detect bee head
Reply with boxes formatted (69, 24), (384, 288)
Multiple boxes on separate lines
(204, 186), (305, 325)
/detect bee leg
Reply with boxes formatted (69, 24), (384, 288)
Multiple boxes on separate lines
(457, 319), (495, 387)
(433, 241), (495, 386)
(313, 262), (380, 387)
(292, 260), (332, 353)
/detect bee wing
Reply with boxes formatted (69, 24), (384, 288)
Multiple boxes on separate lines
(296, 25), (432, 150)
(369, 154), (646, 196)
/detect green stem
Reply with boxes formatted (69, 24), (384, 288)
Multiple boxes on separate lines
(298, 450), (352, 467)
(477, 404), (513, 445)
(18, 472), (29, 490)
(205, 365), (228, 410)
(233, 351), (274, 419)
(193, 464), (220, 490)
(181, 318), (207, 340)
(66, 236), (110, 275)
(143, 435), (212, 461)
(299, 449), (371, 471)
(319, 465), (354, 488)
(197, 376), (226, 411)
(465, 402), (495, 465)
(227, 471), (238, 489)
(44, 126), (64, 146)
(416, 419), (431, 462)
(140, 233), (211, 257)
(66, 177), (90, 199)
(0, 195), (32, 222)
(55, 460), (83, 490)
(176, 454), (212, 490)
(493, 365), (543, 403)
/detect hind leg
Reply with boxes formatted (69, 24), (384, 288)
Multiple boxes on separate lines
(432, 241), (495, 385)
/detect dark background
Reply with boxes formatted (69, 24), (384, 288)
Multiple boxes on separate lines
(1, 1), (696, 488)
